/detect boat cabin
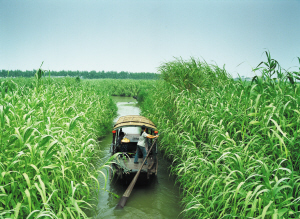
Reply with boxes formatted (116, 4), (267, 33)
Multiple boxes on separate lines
(111, 115), (158, 180)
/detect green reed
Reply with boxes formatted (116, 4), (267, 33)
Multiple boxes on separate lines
(83, 79), (156, 97)
(139, 53), (300, 218)
(0, 77), (117, 218)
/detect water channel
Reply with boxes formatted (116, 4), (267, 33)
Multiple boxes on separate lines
(93, 96), (183, 219)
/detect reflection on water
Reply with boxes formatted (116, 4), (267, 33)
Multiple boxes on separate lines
(94, 96), (183, 219)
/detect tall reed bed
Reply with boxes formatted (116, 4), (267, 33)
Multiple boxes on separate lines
(0, 76), (117, 218)
(83, 79), (156, 97)
(140, 53), (300, 218)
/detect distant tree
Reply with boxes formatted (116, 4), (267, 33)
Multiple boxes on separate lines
(1, 69), (160, 79)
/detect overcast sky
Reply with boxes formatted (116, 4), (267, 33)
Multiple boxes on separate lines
(0, 0), (299, 77)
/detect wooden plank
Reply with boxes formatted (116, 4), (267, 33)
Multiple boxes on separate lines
(123, 158), (154, 171)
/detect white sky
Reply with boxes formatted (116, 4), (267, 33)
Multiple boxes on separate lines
(0, 0), (299, 78)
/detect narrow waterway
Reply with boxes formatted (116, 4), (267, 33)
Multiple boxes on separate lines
(94, 96), (183, 219)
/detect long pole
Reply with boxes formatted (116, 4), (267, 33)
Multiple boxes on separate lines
(116, 138), (157, 208)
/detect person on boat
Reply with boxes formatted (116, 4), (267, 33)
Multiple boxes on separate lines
(134, 125), (158, 165)
(118, 131), (126, 152)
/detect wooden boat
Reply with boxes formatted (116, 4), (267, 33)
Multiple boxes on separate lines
(110, 115), (158, 180)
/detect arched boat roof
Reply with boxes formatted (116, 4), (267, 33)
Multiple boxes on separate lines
(113, 115), (156, 130)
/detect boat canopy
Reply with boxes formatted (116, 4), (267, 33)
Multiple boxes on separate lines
(114, 115), (156, 130)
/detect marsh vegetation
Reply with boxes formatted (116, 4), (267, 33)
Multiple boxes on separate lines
(139, 52), (300, 218)
(1, 51), (300, 218)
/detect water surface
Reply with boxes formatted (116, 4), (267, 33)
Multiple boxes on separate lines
(94, 96), (183, 219)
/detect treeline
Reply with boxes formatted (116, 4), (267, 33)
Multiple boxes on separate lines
(0, 69), (160, 79)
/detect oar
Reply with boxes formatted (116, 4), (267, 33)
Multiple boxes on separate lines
(116, 138), (157, 208)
